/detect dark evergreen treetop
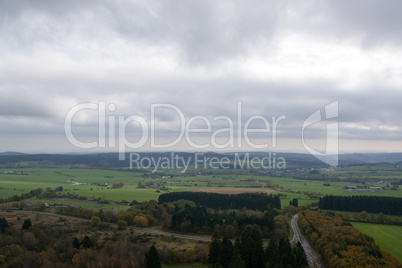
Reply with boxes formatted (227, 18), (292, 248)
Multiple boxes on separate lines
(146, 245), (161, 268)
(21, 219), (32, 231)
(0, 217), (9, 233)
(319, 195), (402, 215)
(81, 235), (93, 248)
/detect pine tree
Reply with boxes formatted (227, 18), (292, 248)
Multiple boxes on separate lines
(72, 237), (80, 249)
(0, 218), (9, 233)
(266, 238), (279, 265)
(209, 231), (221, 265)
(220, 236), (234, 267)
(81, 235), (93, 248)
(146, 245), (161, 268)
(228, 247), (245, 268)
(279, 238), (293, 267)
(292, 198), (299, 208)
(239, 227), (264, 268)
(21, 219), (32, 231)
(294, 241), (308, 267)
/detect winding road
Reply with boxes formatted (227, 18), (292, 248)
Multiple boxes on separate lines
(291, 214), (324, 268)
(20, 211), (322, 267)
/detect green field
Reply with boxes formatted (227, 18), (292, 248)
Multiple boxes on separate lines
(323, 163), (402, 178)
(0, 168), (147, 199)
(352, 222), (402, 262)
(30, 198), (117, 211)
(1, 166), (401, 209)
(276, 192), (318, 208)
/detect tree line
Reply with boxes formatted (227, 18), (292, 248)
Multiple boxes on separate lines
(0, 188), (43, 204)
(208, 226), (308, 268)
(158, 192), (281, 210)
(298, 210), (401, 267)
(170, 204), (277, 237)
(319, 195), (402, 215)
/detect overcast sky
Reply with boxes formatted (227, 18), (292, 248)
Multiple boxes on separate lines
(1, 0), (402, 154)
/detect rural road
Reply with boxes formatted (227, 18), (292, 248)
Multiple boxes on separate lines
(291, 214), (324, 268)
(22, 211), (213, 242)
(20, 211), (318, 260)
(21, 211), (272, 245)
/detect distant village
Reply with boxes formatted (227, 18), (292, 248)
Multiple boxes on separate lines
(343, 181), (398, 192)
(2, 170), (29, 175)
(66, 179), (124, 189)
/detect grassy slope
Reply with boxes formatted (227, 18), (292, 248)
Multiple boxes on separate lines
(351, 222), (402, 262)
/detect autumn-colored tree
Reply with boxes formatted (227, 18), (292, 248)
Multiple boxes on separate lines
(181, 248), (196, 264)
(273, 215), (289, 238)
(223, 225), (236, 238)
(90, 216), (101, 227)
(122, 212), (134, 225)
(298, 210), (401, 267)
(194, 245), (207, 264)
(117, 220), (127, 230)
(359, 211), (369, 222)
(134, 216), (148, 227)
(72, 253), (80, 265)
(37, 203), (46, 212)
(167, 249), (179, 264)
(21, 231), (38, 250)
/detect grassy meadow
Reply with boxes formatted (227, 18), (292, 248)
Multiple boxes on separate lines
(1, 165), (401, 209)
(352, 222), (402, 262)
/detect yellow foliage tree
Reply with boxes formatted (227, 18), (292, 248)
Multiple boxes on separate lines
(133, 216), (148, 227)
(72, 253), (80, 265)
(90, 216), (101, 227)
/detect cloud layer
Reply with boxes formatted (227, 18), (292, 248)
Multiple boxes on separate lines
(1, 0), (402, 153)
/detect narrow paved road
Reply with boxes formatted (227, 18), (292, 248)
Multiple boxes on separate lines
(291, 214), (324, 268)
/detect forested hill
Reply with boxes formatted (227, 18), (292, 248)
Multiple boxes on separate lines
(1, 151), (402, 168)
(0, 152), (326, 168)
